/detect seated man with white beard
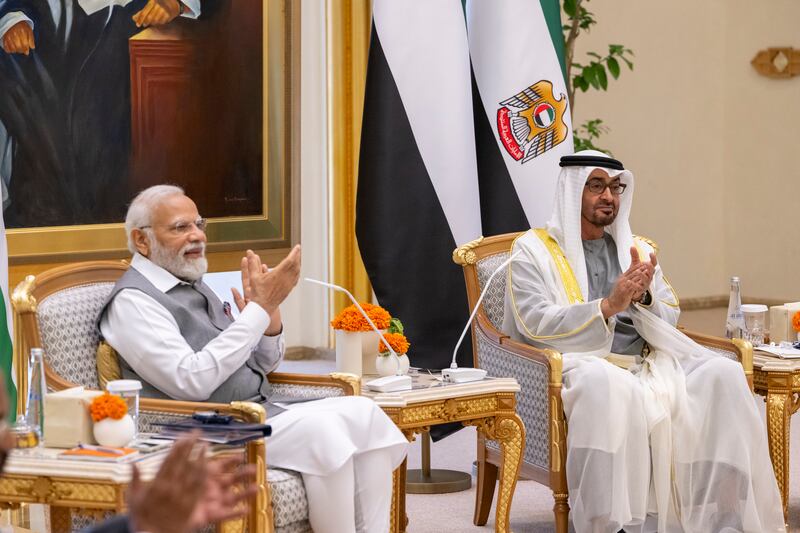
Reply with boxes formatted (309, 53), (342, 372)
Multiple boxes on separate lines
(98, 185), (408, 533)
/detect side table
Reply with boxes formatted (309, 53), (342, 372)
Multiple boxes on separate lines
(753, 352), (800, 524)
(362, 376), (524, 533)
(0, 448), (167, 533)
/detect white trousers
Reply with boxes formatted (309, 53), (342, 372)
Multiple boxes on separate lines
(302, 448), (394, 533)
(267, 396), (408, 533)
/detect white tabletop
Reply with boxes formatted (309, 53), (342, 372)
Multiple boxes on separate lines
(754, 349), (800, 372)
(361, 374), (520, 408)
(4, 447), (168, 483)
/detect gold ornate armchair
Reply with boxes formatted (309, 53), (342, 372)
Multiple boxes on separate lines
(453, 232), (754, 532)
(11, 260), (360, 533)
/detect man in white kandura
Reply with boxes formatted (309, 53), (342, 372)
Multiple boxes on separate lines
(98, 185), (408, 533)
(503, 150), (784, 532)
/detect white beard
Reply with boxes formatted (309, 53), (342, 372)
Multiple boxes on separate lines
(150, 239), (208, 282)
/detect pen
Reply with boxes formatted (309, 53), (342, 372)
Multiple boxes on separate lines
(78, 442), (125, 455)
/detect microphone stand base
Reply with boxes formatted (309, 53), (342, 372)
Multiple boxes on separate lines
(406, 468), (472, 494)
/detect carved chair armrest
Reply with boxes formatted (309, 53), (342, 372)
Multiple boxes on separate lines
(476, 313), (561, 375)
(680, 327), (754, 392)
(267, 372), (360, 396)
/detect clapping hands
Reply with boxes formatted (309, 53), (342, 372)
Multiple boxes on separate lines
(601, 246), (657, 318)
(231, 245), (301, 315)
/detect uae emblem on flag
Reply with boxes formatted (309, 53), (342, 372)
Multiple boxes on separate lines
(496, 80), (569, 164)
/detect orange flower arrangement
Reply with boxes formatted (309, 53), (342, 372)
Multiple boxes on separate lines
(89, 393), (128, 422)
(331, 302), (391, 332)
(792, 311), (800, 333)
(378, 332), (410, 355)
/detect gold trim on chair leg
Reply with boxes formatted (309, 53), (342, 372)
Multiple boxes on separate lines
(546, 349), (570, 531)
(228, 402), (271, 532)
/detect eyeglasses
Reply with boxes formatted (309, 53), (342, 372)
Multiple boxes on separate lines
(585, 179), (627, 196)
(140, 218), (208, 235)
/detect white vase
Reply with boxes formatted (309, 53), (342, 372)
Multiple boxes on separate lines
(93, 414), (136, 448)
(335, 329), (386, 375)
(375, 353), (410, 377)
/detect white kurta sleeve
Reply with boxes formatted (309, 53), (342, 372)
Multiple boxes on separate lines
(100, 289), (272, 401)
(507, 253), (615, 355)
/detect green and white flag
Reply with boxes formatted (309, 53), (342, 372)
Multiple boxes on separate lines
(467, 0), (573, 229)
(0, 201), (14, 421)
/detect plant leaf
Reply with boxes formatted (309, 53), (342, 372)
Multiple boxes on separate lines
(388, 317), (404, 335)
(596, 63), (608, 90)
(607, 57), (620, 78)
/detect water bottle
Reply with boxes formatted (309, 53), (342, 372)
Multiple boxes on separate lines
(725, 277), (744, 339)
(25, 348), (47, 439)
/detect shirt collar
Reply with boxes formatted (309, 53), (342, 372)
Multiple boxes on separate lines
(131, 253), (196, 293)
(77, 0), (134, 16)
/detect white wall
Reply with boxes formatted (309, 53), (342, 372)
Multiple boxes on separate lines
(279, 0), (331, 349)
(573, 0), (800, 301)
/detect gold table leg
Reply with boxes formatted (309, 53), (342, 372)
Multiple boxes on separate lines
(49, 506), (72, 533)
(766, 390), (791, 523)
(469, 414), (525, 533)
(390, 458), (408, 533)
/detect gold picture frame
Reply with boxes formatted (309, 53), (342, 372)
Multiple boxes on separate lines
(6, 0), (299, 279)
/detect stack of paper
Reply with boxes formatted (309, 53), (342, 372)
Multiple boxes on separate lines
(756, 345), (800, 359)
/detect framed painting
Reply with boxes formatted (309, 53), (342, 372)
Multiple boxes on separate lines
(1, 0), (298, 275)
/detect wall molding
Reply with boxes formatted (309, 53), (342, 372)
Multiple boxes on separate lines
(681, 295), (787, 311)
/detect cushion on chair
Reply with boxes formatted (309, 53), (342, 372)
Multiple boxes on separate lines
(37, 282), (116, 389)
(268, 468), (310, 530)
(704, 345), (739, 361)
(271, 383), (345, 401)
(475, 251), (511, 331)
(476, 325), (550, 469)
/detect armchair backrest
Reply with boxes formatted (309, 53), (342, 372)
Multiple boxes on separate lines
(12, 261), (128, 413)
(453, 232), (523, 333)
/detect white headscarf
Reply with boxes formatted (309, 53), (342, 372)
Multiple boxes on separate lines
(545, 149), (636, 300)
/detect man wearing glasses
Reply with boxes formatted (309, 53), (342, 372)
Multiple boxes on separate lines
(98, 185), (407, 533)
(502, 151), (783, 532)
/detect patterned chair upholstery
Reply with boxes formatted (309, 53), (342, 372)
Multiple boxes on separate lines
(12, 261), (359, 533)
(453, 232), (754, 532)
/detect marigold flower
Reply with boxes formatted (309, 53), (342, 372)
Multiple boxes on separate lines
(89, 392), (128, 422)
(378, 332), (410, 355)
(792, 311), (800, 333)
(331, 302), (391, 332)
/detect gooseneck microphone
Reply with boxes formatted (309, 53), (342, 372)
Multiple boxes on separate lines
(442, 250), (522, 383)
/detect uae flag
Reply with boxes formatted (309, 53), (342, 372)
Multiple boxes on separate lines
(356, 1), (481, 369)
(357, 1), (570, 370)
(467, 0), (573, 233)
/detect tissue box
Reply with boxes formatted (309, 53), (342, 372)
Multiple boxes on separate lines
(43, 387), (103, 448)
(770, 303), (800, 343)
